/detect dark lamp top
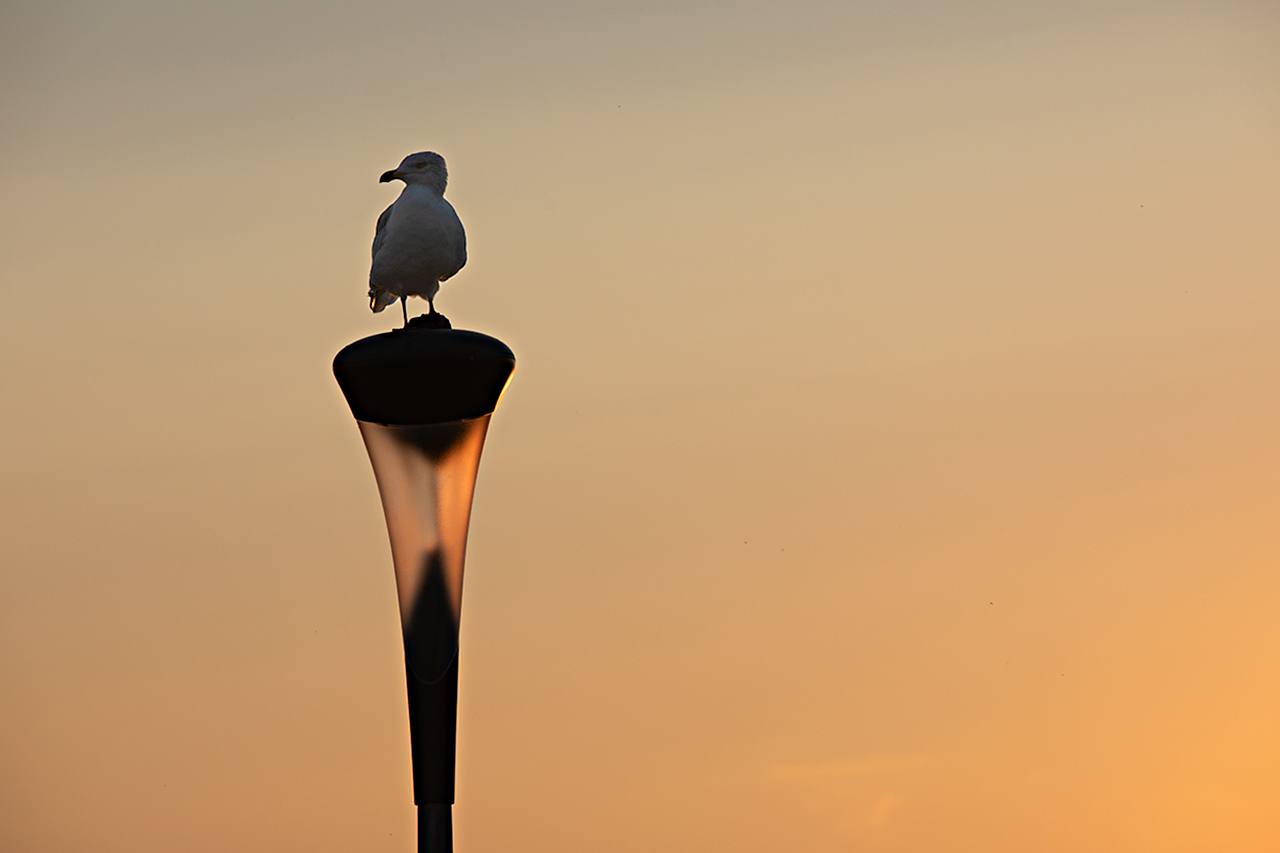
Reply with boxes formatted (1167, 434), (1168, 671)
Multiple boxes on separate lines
(333, 328), (515, 425)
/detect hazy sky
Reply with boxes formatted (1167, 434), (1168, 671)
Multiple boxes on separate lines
(3, 1), (1280, 851)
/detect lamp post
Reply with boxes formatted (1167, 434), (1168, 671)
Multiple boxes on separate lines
(334, 322), (515, 852)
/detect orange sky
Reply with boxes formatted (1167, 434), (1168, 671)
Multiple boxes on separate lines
(3, 1), (1280, 851)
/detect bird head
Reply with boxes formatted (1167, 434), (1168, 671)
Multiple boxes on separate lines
(380, 151), (449, 195)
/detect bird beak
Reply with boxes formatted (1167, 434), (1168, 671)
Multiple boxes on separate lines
(379, 169), (401, 183)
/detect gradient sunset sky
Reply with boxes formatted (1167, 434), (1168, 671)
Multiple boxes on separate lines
(3, 1), (1280, 851)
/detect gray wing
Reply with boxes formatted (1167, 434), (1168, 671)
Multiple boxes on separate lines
(371, 202), (395, 263)
(438, 201), (467, 282)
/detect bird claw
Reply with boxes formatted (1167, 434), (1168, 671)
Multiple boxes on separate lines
(404, 311), (452, 330)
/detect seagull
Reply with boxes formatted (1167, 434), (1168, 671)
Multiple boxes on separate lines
(369, 152), (467, 326)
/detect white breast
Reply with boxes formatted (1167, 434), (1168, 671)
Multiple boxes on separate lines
(371, 186), (467, 301)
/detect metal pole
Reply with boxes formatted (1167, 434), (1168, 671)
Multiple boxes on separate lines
(334, 326), (514, 853)
(418, 804), (452, 853)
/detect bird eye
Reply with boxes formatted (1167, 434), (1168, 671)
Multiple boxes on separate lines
(414, 162), (426, 169)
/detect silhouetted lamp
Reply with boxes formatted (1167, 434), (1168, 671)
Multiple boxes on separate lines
(334, 320), (514, 853)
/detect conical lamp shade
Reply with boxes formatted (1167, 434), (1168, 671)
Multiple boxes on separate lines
(334, 327), (514, 849)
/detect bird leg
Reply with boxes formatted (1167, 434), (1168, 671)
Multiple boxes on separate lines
(428, 296), (437, 316)
(401, 296), (408, 327)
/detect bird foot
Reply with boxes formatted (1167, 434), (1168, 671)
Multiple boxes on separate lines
(404, 311), (452, 330)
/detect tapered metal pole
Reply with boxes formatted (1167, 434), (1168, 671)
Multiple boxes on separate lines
(334, 324), (514, 853)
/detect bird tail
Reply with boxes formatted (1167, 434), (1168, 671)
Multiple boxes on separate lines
(369, 287), (398, 313)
